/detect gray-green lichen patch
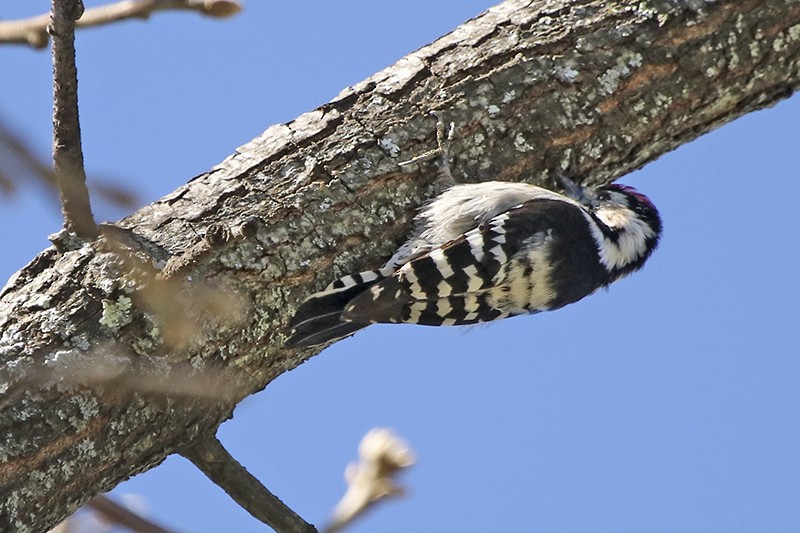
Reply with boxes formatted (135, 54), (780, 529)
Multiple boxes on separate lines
(466, 130), (490, 170)
(131, 326), (161, 357)
(70, 334), (91, 351)
(513, 132), (536, 153)
(598, 52), (644, 96)
(378, 135), (402, 157)
(466, 80), (498, 111)
(38, 308), (80, 340)
(773, 22), (800, 52)
(554, 65), (580, 83)
(98, 296), (133, 330)
(61, 394), (100, 431)
(502, 89), (518, 103)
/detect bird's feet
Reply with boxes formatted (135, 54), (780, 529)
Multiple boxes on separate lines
(399, 111), (456, 194)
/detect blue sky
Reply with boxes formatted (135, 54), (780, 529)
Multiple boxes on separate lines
(2, 2), (799, 532)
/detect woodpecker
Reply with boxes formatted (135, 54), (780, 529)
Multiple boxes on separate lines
(287, 119), (662, 348)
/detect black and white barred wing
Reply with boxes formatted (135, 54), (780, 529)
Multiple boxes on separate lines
(342, 199), (572, 327)
(287, 206), (528, 347)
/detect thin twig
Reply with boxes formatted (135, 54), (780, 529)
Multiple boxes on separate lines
(182, 436), (318, 533)
(87, 495), (185, 533)
(0, 0), (242, 49)
(49, 0), (99, 239)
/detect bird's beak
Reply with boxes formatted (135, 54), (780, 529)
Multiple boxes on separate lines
(557, 175), (587, 202)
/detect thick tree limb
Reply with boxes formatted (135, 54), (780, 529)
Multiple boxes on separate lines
(2, 1), (800, 531)
(0, 0), (242, 49)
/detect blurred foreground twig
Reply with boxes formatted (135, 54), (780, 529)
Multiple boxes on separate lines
(0, 119), (138, 209)
(87, 495), (183, 533)
(323, 428), (415, 533)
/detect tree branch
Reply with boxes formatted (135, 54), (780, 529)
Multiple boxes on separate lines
(0, 0), (242, 49)
(2, 1), (800, 531)
(49, 0), (98, 239)
(181, 436), (317, 533)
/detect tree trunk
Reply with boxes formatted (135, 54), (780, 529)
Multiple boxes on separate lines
(2, 0), (799, 530)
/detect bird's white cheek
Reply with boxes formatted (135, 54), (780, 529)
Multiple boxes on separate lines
(595, 207), (632, 229)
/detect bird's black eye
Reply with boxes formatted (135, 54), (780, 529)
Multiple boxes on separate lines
(596, 191), (611, 202)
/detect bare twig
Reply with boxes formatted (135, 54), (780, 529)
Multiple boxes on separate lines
(0, 0), (242, 49)
(323, 428), (415, 533)
(49, 0), (99, 239)
(87, 495), (184, 533)
(182, 436), (317, 533)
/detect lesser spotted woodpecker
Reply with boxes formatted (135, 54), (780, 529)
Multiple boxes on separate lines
(287, 121), (662, 348)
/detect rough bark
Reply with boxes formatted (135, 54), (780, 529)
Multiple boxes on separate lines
(2, 0), (800, 530)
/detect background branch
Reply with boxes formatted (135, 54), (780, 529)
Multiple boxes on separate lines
(86, 495), (184, 533)
(0, 0), (242, 49)
(0, 119), (138, 208)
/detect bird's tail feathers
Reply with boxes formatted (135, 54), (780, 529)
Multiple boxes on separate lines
(287, 267), (394, 347)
